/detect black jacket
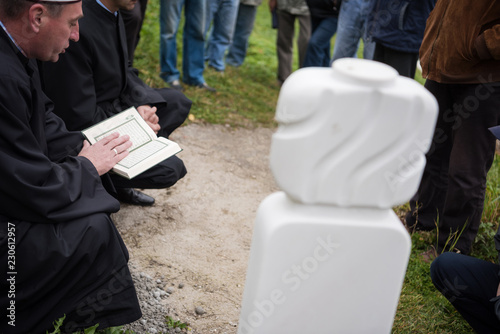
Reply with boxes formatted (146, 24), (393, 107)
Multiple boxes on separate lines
(306, 0), (340, 18)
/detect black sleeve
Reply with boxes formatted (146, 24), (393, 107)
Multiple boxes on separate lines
(0, 75), (119, 224)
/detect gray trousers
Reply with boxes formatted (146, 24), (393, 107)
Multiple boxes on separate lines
(276, 10), (311, 83)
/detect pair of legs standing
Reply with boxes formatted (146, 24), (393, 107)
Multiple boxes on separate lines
(407, 80), (500, 255)
(159, 0), (207, 86)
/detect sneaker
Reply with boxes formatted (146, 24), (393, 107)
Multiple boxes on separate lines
(196, 82), (216, 92)
(169, 79), (183, 91)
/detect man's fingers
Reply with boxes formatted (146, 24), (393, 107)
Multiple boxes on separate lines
(146, 121), (160, 134)
(150, 114), (159, 123)
(99, 132), (120, 145)
(103, 134), (130, 149)
(113, 139), (133, 155)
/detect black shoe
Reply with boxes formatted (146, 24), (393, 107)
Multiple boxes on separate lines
(116, 188), (155, 206)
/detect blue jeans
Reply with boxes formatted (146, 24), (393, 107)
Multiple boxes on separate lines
(226, 3), (258, 67)
(303, 16), (338, 67)
(205, 0), (239, 71)
(160, 0), (207, 85)
(331, 0), (375, 61)
(431, 252), (500, 333)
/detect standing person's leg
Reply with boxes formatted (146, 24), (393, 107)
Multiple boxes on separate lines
(331, 0), (362, 61)
(321, 17), (338, 66)
(406, 80), (454, 232)
(203, 0), (216, 70)
(276, 10), (295, 83)
(372, 44), (418, 78)
(436, 83), (500, 254)
(302, 16), (321, 68)
(303, 16), (338, 67)
(225, 3), (258, 67)
(206, 0), (239, 71)
(160, 0), (183, 85)
(359, 0), (375, 59)
(431, 252), (500, 333)
(204, 0), (219, 48)
(296, 13), (311, 68)
(183, 0), (210, 87)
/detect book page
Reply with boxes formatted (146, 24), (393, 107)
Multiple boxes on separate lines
(93, 117), (152, 151)
(117, 140), (170, 169)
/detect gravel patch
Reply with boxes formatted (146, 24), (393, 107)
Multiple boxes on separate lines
(122, 263), (188, 334)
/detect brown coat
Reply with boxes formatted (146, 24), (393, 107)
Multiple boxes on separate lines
(419, 0), (500, 84)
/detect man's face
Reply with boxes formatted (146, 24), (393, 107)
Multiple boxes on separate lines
(36, 2), (83, 62)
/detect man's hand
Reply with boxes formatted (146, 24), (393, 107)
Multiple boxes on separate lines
(137, 105), (161, 134)
(497, 282), (500, 297)
(78, 133), (132, 176)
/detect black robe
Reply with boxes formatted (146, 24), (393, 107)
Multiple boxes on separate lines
(42, 0), (189, 190)
(0, 27), (141, 333)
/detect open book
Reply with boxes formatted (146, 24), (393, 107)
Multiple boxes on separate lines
(82, 107), (182, 179)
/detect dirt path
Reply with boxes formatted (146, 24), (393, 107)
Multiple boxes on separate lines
(113, 123), (278, 333)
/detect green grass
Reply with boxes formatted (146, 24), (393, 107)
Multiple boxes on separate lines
(134, 1), (279, 127)
(68, 1), (500, 332)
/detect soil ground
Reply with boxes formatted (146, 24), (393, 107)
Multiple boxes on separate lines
(113, 123), (278, 334)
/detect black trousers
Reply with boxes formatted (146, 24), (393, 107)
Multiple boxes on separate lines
(431, 252), (500, 333)
(111, 86), (191, 190)
(406, 80), (500, 254)
(372, 43), (418, 79)
(0, 214), (141, 333)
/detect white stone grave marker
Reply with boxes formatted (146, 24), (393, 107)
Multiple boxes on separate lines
(238, 58), (438, 334)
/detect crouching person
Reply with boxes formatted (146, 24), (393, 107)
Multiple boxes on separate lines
(0, 0), (141, 332)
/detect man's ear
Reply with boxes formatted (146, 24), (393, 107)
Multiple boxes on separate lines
(28, 4), (46, 33)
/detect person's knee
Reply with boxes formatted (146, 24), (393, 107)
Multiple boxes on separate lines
(139, 156), (187, 189)
(162, 156), (187, 182)
(82, 213), (114, 242)
(157, 88), (193, 116)
(431, 253), (456, 282)
(431, 252), (466, 297)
